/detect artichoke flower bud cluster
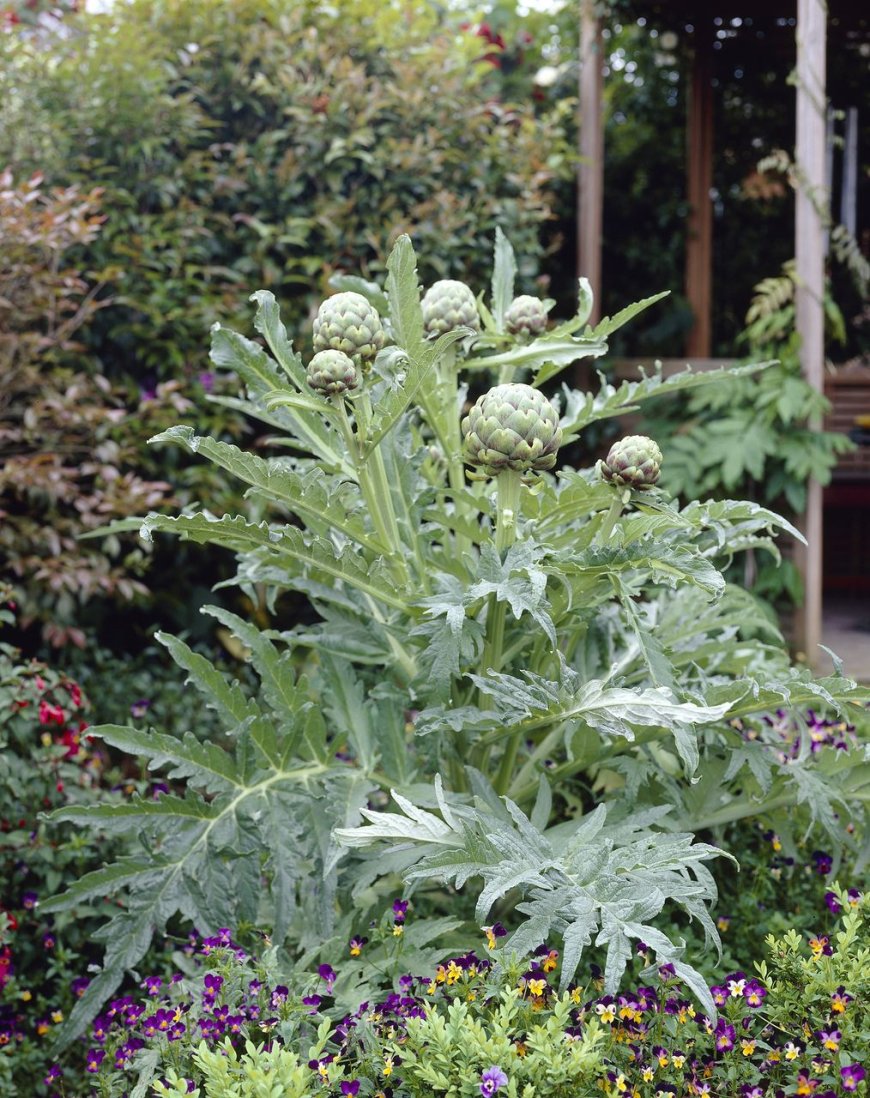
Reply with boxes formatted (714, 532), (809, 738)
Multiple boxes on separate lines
(599, 435), (663, 489)
(504, 295), (548, 338)
(421, 279), (481, 338)
(312, 291), (385, 368)
(306, 349), (359, 396)
(462, 383), (562, 476)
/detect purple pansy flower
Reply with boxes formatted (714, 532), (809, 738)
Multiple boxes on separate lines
(480, 1066), (509, 1096)
(743, 979), (766, 1007)
(841, 1065), (866, 1091)
(714, 1018), (736, 1052)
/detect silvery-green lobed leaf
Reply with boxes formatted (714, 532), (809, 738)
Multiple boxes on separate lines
(335, 780), (722, 1011)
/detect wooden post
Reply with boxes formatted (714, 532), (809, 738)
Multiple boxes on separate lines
(685, 27), (713, 359)
(793, 0), (827, 664)
(578, 0), (603, 326)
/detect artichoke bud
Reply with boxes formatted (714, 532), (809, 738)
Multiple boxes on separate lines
(421, 279), (480, 338)
(598, 435), (663, 489)
(312, 292), (385, 368)
(461, 383), (562, 476)
(504, 295), (548, 338)
(306, 349), (359, 396)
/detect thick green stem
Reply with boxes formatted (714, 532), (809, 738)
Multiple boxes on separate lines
(595, 495), (624, 545)
(495, 468), (522, 554)
(331, 395), (361, 463)
(489, 469), (527, 794)
(686, 794), (796, 832)
(436, 344), (472, 559)
(439, 345), (467, 499)
(479, 469), (523, 690)
(353, 392), (410, 584)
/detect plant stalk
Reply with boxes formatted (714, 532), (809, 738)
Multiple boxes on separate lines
(351, 392), (410, 584)
(595, 495), (624, 545)
(488, 469), (528, 794)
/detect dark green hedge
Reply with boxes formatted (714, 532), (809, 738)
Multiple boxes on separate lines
(0, 0), (574, 380)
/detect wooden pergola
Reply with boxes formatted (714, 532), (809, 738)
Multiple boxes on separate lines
(577, 0), (861, 664)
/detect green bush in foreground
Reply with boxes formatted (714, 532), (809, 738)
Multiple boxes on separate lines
(43, 232), (869, 1054)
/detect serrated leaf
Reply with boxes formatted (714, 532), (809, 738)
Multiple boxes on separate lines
(490, 227), (517, 329)
(464, 334), (609, 382)
(366, 326), (470, 451)
(336, 782), (722, 997)
(249, 289), (308, 391)
(560, 360), (776, 439)
(587, 291), (670, 341)
(149, 428), (379, 551)
(210, 320), (344, 466)
(385, 234), (424, 356)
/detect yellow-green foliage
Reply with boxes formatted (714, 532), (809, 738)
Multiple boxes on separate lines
(757, 890), (869, 1037)
(152, 1039), (313, 1098)
(394, 990), (604, 1097)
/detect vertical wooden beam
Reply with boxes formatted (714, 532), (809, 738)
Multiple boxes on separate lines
(578, 0), (603, 325)
(793, 0), (827, 664)
(685, 28), (713, 359)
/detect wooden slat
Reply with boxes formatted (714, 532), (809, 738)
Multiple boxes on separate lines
(578, 0), (604, 326)
(792, 0), (828, 663)
(685, 30), (714, 359)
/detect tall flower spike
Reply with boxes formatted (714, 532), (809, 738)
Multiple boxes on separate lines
(461, 383), (561, 476)
(312, 292), (385, 367)
(598, 435), (663, 489)
(421, 279), (480, 337)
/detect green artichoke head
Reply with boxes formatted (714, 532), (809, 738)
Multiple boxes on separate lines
(306, 349), (359, 396)
(421, 279), (480, 338)
(504, 294), (549, 338)
(598, 435), (663, 489)
(462, 383), (562, 476)
(312, 292), (385, 367)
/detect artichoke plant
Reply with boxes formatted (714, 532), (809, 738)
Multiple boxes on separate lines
(312, 291), (385, 367)
(462, 383), (562, 476)
(599, 435), (663, 488)
(504, 294), (548, 338)
(421, 279), (480, 337)
(306, 349), (359, 396)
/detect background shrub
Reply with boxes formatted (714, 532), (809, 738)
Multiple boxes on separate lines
(0, 0), (574, 383)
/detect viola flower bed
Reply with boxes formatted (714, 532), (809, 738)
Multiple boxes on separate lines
(79, 890), (867, 1098)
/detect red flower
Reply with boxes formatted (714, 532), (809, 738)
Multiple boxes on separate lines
(38, 699), (65, 725)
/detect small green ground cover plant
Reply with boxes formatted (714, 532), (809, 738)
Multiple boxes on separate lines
(79, 887), (868, 1097)
(40, 232), (869, 1080)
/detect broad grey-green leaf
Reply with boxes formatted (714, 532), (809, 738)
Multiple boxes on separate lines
(149, 427), (377, 550)
(249, 289), (308, 391)
(490, 226), (517, 329)
(385, 234), (424, 357)
(560, 360), (776, 439)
